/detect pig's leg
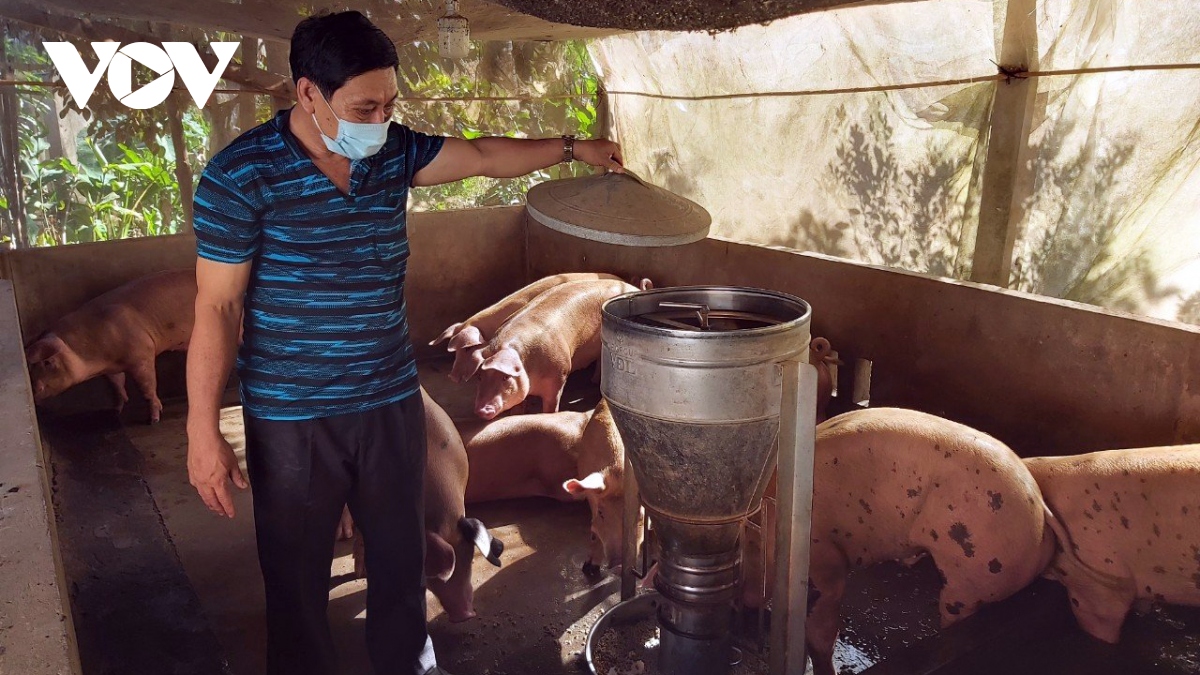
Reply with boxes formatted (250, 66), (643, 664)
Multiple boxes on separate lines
(1062, 576), (1136, 643)
(541, 374), (568, 414)
(336, 505), (355, 540)
(426, 536), (479, 623)
(127, 359), (163, 424)
(806, 544), (848, 675)
(106, 372), (129, 413)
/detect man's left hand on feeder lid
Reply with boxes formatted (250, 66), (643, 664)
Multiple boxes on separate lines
(574, 138), (625, 173)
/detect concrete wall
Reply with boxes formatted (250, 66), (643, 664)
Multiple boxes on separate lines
(1, 234), (198, 342)
(0, 206), (526, 411)
(5, 204), (1197, 456)
(0, 281), (82, 675)
(527, 221), (1200, 457)
(405, 206), (527, 358)
(0, 207), (527, 348)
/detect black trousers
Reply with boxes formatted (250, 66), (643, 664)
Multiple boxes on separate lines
(244, 394), (436, 675)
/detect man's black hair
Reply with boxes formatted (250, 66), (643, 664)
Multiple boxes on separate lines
(289, 10), (399, 96)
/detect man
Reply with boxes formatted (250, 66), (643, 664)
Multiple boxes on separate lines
(185, 11), (621, 675)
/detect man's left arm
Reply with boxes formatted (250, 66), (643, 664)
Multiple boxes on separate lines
(412, 136), (623, 187)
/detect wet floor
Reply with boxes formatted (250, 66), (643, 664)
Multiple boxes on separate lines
(36, 357), (1200, 675)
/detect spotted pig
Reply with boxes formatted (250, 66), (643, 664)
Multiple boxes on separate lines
(744, 407), (1056, 675)
(1024, 445), (1200, 643)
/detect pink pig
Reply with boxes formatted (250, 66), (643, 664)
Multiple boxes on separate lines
(458, 410), (590, 504)
(351, 388), (503, 623)
(431, 273), (649, 383)
(24, 268), (197, 423)
(563, 400), (630, 573)
(744, 408), (1056, 675)
(459, 399), (630, 573)
(1024, 445), (1200, 643)
(810, 336), (842, 423)
(472, 279), (637, 419)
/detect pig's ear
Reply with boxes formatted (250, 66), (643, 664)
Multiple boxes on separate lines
(448, 326), (485, 353)
(430, 323), (463, 347)
(480, 348), (523, 378)
(459, 517), (504, 567)
(564, 471), (607, 496)
(450, 349), (486, 383)
(25, 335), (64, 364)
(425, 532), (456, 581)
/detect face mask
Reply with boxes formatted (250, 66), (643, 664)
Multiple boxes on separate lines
(312, 89), (389, 160)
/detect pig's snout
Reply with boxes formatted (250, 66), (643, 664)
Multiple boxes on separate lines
(583, 531), (624, 575)
(475, 393), (506, 420)
(29, 378), (55, 402)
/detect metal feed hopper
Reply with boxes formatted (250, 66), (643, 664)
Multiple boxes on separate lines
(598, 286), (819, 675)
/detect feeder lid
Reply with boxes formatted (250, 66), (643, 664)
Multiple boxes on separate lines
(526, 169), (711, 247)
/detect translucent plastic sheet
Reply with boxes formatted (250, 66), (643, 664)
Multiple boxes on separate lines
(593, 1), (997, 279)
(1013, 0), (1200, 321)
(591, 0), (1200, 324)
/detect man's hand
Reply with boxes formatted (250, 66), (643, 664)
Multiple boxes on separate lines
(573, 139), (624, 173)
(188, 429), (249, 518)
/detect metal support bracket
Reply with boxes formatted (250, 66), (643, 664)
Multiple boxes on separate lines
(769, 360), (818, 675)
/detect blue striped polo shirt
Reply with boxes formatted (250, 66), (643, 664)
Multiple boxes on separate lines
(192, 109), (445, 420)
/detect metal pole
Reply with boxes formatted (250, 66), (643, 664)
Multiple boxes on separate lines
(621, 452), (640, 600)
(769, 360), (817, 675)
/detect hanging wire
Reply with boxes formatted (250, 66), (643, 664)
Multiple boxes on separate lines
(5, 62), (1195, 100)
(0, 79), (598, 103)
(598, 61), (1200, 101)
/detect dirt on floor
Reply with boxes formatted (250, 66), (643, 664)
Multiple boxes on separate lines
(113, 358), (618, 675)
(38, 358), (1200, 675)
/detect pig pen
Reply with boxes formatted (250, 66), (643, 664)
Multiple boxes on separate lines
(3, 204), (1200, 675)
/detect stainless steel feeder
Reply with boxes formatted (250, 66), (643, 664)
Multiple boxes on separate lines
(596, 286), (818, 675)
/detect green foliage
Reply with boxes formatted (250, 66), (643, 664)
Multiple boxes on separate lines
(1, 30), (601, 247)
(13, 91), (209, 245)
(24, 137), (189, 244)
(400, 40), (603, 211)
(1, 33), (210, 246)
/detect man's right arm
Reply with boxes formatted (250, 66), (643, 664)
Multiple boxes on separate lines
(187, 159), (261, 518)
(186, 258), (252, 517)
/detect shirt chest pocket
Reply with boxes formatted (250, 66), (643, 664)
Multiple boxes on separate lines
(368, 194), (410, 266)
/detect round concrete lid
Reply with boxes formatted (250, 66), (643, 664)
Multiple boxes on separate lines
(526, 170), (711, 247)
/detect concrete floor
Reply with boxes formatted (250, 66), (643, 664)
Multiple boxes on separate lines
(37, 358), (1200, 675)
(112, 358), (620, 675)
